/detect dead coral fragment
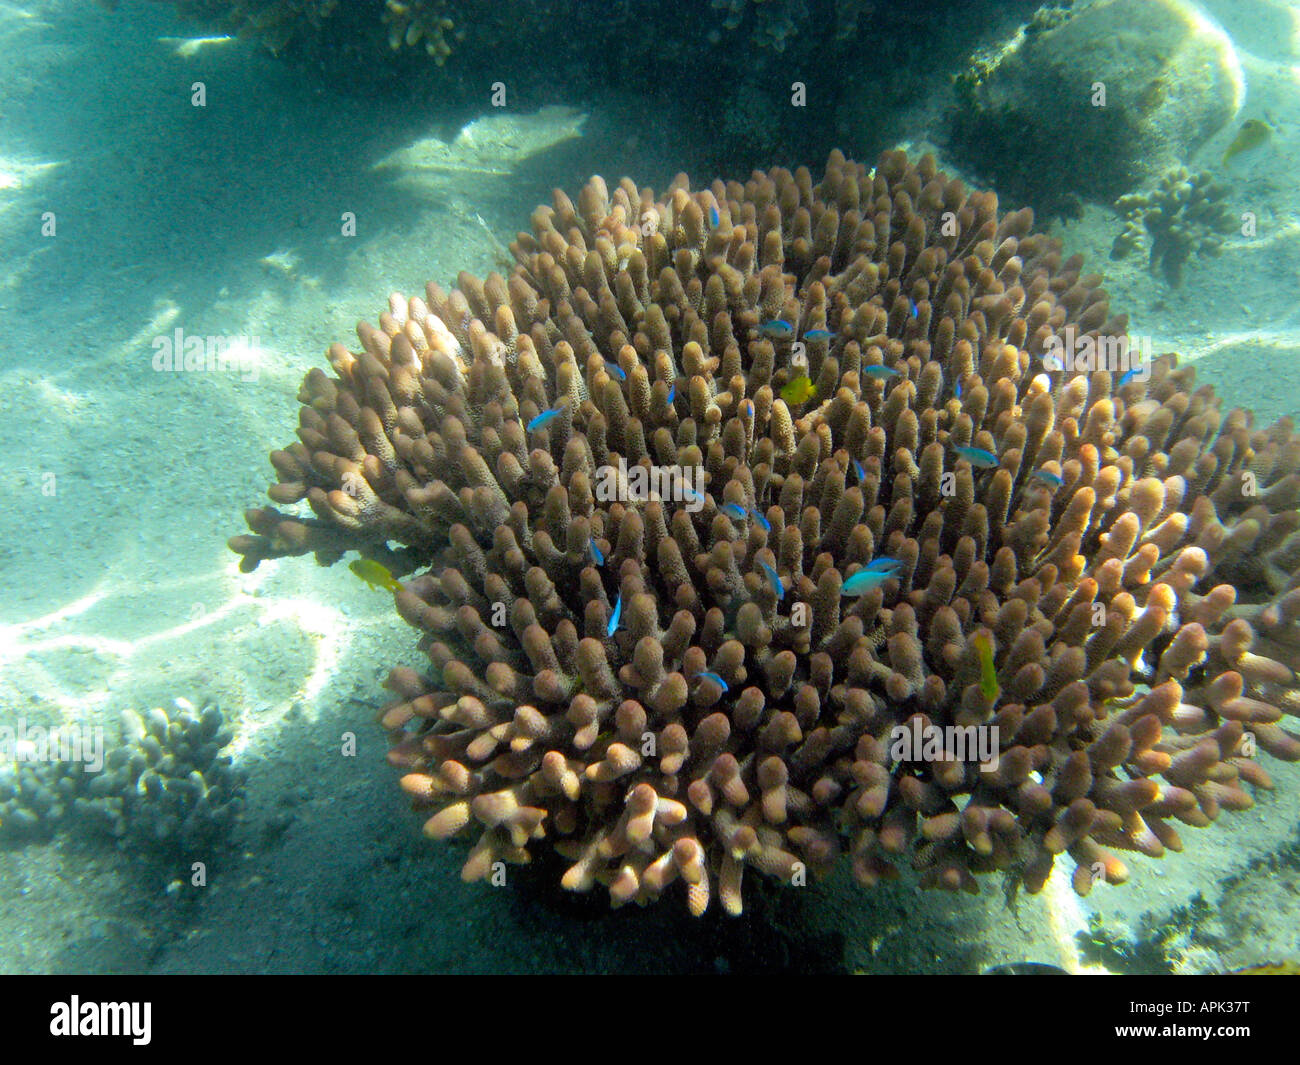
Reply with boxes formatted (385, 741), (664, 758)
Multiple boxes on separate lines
(236, 150), (1300, 914)
(166, 0), (341, 55)
(153, 0), (463, 63)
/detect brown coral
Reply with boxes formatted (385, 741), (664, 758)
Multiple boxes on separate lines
(232, 149), (1300, 914)
(381, 0), (458, 64)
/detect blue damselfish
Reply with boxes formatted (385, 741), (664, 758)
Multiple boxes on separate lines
(759, 560), (785, 599)
(526, 406), (563, 431)
(842, 568), (896, 595)
(953, 444), (999, 469)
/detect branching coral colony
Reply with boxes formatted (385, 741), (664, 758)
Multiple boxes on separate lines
(1111, 167), (1236, 287)
(232, 151), (1300, 915)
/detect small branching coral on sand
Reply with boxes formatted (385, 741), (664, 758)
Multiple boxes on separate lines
(1111, 167), (1236, 286)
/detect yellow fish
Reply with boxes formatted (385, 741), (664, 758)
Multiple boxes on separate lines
(781, 375), (817, 404)
(349, 558), (401, 593)
(973, 633), (999, 702)
(1222, 119), (1272, 167)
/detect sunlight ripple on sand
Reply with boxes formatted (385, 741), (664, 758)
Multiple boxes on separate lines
(373, 105), (587, 179)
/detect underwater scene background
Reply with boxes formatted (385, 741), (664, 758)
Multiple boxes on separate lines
(1, 0), (1299, 975)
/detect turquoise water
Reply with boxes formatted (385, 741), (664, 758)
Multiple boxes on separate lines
(1, 0), (1298, 974)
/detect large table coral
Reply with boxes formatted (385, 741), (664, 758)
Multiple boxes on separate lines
(232, 150), (1300, 914)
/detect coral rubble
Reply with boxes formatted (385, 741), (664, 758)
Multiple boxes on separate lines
(233, 149), (1300, 914)
(1111, 167), (1236, 287)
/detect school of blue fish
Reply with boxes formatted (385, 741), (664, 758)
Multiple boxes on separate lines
(539, 341), (1146, 699)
